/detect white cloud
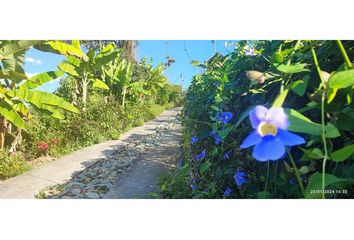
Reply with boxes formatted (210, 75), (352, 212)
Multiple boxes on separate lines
(25, 57), (42, 65)
(25, 72), (39, 78)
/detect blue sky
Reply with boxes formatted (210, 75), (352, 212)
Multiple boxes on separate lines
(24, 40), (235, 92)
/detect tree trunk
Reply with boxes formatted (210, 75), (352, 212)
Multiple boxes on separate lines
(121, 88), (126, 109)
(9, 129), (22, 153)
(0, 117), (6, 149)
(72, 80), (79, 106)
(82, 76), (88, 111)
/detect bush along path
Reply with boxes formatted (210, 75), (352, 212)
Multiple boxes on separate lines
(0, 107), (182, 199)
(160, 41), (354, 199)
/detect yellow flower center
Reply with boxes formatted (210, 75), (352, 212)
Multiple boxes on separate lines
(258, 122), (278, 136)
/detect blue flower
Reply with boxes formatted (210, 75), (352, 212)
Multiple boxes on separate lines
(188, 178), (197, 190)
(234, 170), (248, 186)
(245, 48), (258, 56)
(289, 178), (296, 186)
(215, 81), (220, 87)
(191, 136), (199, 145)
(188, 177), (196, 185)
(240, 105), (305, 161)
(210, 130), (216, 136)
(223, 188), (232, 197)
(196, 149), (206, 161)
(222, 151), (230, 160)
(214, 134), (222, 145)
(177, 159), (184, 169)
(216, 112), (233, 125)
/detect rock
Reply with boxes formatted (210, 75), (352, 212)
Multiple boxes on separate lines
(85, 192), (100, 199)
(61, 196), (74, 199)
(116, 162), (131, 169)
(90, 179), (101, 185)
(66, 182), (85, 189)
(70, 188), (82, 195)
(82, 177), (92, 184)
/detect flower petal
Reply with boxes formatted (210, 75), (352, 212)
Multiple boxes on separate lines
(266, 107), (289, 129)
(252, 136), (285, 161)
(249, 105), (268, 129)
(277, 129), (305, 146)
(240, 131), (262, 148)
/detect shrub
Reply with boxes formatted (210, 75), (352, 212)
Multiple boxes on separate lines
(0, 149), (30, 180)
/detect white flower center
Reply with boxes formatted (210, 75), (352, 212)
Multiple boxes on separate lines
(258, 122), (278, 136)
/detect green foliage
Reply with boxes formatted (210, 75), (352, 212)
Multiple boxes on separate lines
(0, 149), (30, 180)
(0, 41), (79, 129)
(1, 39), (184, 181)
(160, 40), (354, 199)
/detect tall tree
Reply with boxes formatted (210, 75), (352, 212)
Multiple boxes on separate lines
(81, 40), (137, 61)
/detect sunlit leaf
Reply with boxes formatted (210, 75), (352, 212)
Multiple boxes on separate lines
(0, 99), (26, 129)
(92, 79), (109, 90)
(272, 89), (289, 107)
(331, 144), (354, 162)
(20, 71), (64, 89)
(285, 108), (321, 135)
(275, 63), (310, 74)
(328, 69), (354, 89)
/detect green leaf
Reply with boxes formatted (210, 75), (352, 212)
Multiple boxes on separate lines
(36, 41), (88, 61)
(305, 172), (346, 199)
(218, 126), (233, 140)
(95, 50), (120, 69)
(200, 161), (211, 174)
(191, 60), (206, 68)
(256, 191), (271, 199)
(1, 50), (26, 74)
(299, 166), (310, 175)
(8, 89), (80, 114)
(325, 123), (340, 138)
(300, 147), (324, 160)
(327, 87), (338, 103)
(0, 99), (26, 129)
(285, 108), (321, 135)
(0, 40), (42, 59)
(20, 71), (64, 89)
(0, 70), (27, 80)
(215, 167), (223, 179)
(210, 105), (219, 111)
(40, 104), (65, 119)
(275, 63), (310, 74)
(290, 76), (309, 96)
(71, 40), (82, 51)
(92, 79), (109, 90)
(272, 88), (289, 107)
(337, 112), (354, 131)
(99, 43), (115, 54)
(270, 52), (283, 63)
(331, 144), (354, 162)
(58, 61), (79, 76)
(328, 69), (354, 89)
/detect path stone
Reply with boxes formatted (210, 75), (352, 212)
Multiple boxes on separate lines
(0, 107), (182, 199)
(103, 113), (182, 199)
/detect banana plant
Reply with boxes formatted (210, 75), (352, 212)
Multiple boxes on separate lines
(0, 40), (80, 149)
(53, 40), (119, 110)
(101, 56), (148, 109)
(141, 60), (168, 101)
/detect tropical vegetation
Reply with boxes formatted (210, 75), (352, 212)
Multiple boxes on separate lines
(160, 40), (354, 199)
(0, 40), (183, 180)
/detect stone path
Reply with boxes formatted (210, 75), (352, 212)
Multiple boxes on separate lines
(0, 107), (182, 199)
